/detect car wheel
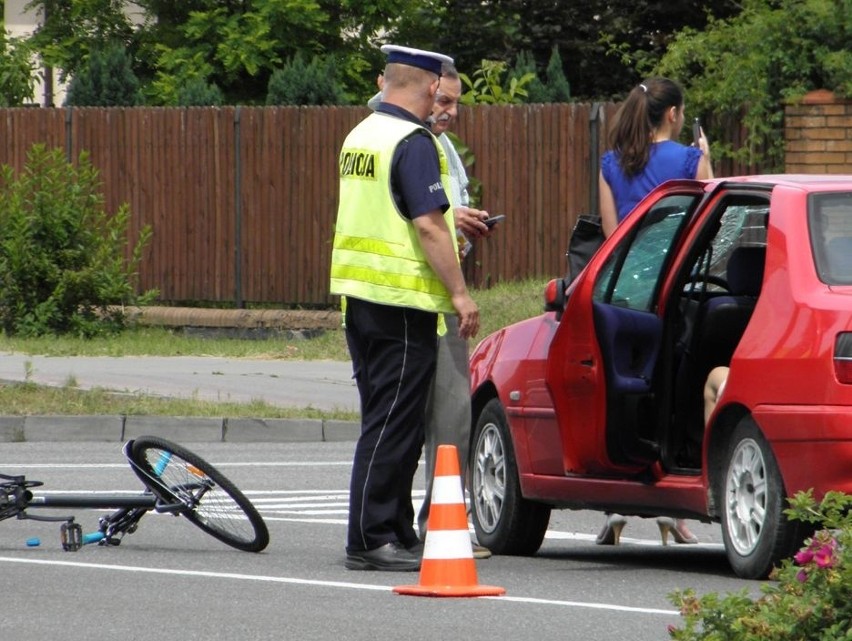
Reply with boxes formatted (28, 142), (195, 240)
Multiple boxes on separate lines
(720, 417), (808, 579)
(470, 398), (551, 555)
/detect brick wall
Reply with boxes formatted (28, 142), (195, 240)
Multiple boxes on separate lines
(785, 89), (852, 173)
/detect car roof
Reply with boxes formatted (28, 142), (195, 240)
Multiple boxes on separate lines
(709, 174), (852, 192)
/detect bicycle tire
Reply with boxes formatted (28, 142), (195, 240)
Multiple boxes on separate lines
(129, 436), (269, 553)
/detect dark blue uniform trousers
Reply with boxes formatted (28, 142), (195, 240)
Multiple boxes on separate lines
(344, 297), (438, 552)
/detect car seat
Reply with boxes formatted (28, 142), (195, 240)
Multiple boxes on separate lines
(673, 245), (766, 467)
(694, 245), (766, 369)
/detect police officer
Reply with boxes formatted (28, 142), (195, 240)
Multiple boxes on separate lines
(330, 45), (479, 572)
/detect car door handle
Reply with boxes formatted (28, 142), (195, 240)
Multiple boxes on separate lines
(580, 359), (594, 367)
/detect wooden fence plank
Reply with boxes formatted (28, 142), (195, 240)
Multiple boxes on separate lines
(0, 104), (770, 306)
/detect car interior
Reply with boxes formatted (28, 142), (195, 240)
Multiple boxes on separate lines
(667, 196), (769, 470)
(587, 190), (771, 472)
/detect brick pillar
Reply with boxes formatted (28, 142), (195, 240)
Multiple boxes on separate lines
(785, 89), (852, 173)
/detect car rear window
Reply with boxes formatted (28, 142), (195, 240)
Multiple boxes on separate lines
(809, 192), (852, 285)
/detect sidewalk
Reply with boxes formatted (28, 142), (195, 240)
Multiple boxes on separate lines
(0, 353), (361, 443)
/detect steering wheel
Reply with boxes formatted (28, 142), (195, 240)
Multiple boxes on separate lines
(701, 274), (730, 291)
(683, 274), (731, 295)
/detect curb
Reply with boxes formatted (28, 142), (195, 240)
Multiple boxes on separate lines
(0, 415), (360, 443)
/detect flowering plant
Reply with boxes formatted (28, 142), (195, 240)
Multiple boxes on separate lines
(668, 490), (852, 641)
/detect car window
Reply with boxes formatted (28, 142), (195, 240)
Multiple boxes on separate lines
(593, 194), (697, 311)
(703, 201), (769, 281)
(809, 192), (852, 284)
(678, 195), (768, 301)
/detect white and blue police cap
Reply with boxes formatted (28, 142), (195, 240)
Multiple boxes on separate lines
(380, 44), (453, 76)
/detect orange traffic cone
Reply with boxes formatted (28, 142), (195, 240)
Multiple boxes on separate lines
(394, 444), (505, 597)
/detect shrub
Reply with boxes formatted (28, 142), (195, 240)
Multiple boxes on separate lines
(669, 490), (852, 641)
(656, 0), (852, 171)
(0, 145), (155, 337)
(512, 48), (571, 104)
(512, 50), (549, 103)
(459, 59), (536, 105)
(266, 53), (346, 106)
(542, 47), (571, 102)
(65, 42), (140, 107)
(445, 131), (481, 207)
(144, 51), (219, 106)
(176, 77), (224, 106)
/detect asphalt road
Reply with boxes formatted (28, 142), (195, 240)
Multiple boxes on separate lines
(0, 441), (761, 641)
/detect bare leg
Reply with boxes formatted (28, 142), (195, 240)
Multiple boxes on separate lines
(703, 366), (730, 424)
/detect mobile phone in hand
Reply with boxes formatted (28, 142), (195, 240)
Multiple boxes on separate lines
(692, 118), (701, 147)
(484, 215), (505, 228)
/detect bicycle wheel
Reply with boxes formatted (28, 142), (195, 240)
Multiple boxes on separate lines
(129, 436), (269, 552)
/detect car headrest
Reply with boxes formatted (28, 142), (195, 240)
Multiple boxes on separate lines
(726, 246), (766, 296)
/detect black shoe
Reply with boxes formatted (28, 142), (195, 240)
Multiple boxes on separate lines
(405, 540), (424, 556)
(345, 542), (421, 572)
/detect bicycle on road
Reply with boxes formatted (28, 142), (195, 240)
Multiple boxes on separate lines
(0, 435), (269, 553)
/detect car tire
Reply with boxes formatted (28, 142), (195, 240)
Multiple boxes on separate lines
(470, 398), (551, 555)
(720, 416), (809, 579)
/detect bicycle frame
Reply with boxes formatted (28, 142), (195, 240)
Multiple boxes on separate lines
(1, 441), (212, 551)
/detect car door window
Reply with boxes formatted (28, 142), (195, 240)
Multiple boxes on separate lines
(697, 200), (769, 283)
(593, 195), (697, 311)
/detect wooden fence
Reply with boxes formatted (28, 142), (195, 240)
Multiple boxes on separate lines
(0, 104), (759, 306)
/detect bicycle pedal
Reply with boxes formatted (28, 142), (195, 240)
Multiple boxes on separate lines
(60, 522), (83, 551)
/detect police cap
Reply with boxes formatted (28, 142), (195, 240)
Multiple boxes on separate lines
(380, 45), (453, 76)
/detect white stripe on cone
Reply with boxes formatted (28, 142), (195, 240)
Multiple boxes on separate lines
(431, 475), (464, 504)
(423, 530), (473, 560)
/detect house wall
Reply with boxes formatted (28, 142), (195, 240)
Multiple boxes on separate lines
(3, 0), (144, 107)
(785, 89), (852, 173)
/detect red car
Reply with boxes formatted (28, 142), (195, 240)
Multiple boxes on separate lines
(468, 175), (852, 579)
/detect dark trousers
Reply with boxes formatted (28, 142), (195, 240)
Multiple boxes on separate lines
(344, 297), (438, 552)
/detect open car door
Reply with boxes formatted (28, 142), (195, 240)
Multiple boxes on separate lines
(546, 189), (704, 476)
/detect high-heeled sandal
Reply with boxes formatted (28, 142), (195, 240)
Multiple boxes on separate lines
(596, 514), (628, 545)
(656, 517), (699, 545)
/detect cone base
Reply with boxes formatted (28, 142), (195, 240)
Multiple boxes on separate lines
(393, 584), (505, 598)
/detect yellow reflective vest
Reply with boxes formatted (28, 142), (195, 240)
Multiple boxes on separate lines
(330, 113), (456, 313)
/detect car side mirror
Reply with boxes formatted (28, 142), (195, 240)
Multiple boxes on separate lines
(544, 278), (567, 318)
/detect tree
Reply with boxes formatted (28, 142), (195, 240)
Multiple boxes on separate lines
(25, 0), (136, 82)
(65, 41), (139, 106)
(266, 53), (347, 106)
(22, 0), (750, 105)
(24, 0), (420, 105)
(392, 0), (743, 99)
(656, 0), (852, 171)
(136, 0), (415, 104)
(0, 31), (36, 106)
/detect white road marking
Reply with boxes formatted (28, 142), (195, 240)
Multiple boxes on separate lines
(0, 556), (678, 615)
(10, 481), (721, 550)
(245, 493), (723, 550)
(1, 463), (129, 469)
(0, 461), (351, 468)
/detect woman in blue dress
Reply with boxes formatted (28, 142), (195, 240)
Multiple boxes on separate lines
(596, 77), (713, 546)
(599, 77), (713, 238)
